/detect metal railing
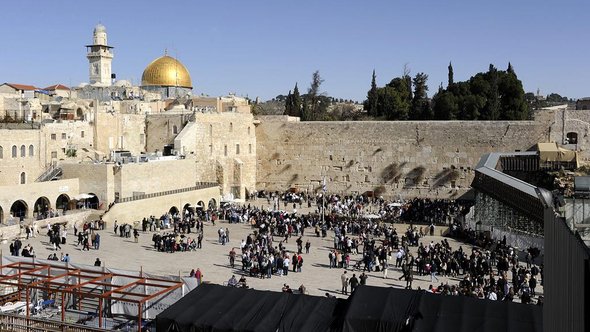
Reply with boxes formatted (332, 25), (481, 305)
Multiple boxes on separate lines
(0, 313), (106, 332)
(35, 165), (62, 182)
(115, 182), (218, 203)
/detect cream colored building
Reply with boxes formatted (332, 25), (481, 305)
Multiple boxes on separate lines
(0, 24), (256, 227)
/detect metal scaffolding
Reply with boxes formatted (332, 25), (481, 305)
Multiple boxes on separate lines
(0, 260), (182, 331)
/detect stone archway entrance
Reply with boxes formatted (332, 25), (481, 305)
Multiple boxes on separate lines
(183, 203), (194, 218)
(87, 193), (99, 209)
(208, 198), (217, 210)
(33, 196), (51, 219)
(10, 200), (28, 222)
(169, 206), (179, 216)
(56, 194), (70, 212)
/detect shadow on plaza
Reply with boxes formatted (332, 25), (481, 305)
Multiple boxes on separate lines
(318, 288), (347, 297)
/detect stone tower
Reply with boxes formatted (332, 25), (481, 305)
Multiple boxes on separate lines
(86, 24), (113, 86)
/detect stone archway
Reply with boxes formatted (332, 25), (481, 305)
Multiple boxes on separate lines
(56, 194), (70, 211)
(0, 206), (4, 224)
(208, 198), (217, 210)
(33, 196), (51, 219)
(10, 200), (28, 222)
(196, 201), (205, 210)
(87, 193), (99, 209)
(183, 203), (194, 218)
(169, 206), (179, 216)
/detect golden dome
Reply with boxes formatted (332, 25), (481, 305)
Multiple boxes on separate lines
(141, 55), (193, 88)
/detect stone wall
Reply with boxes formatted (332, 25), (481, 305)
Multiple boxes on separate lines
(0, 128), (44, 186)
(190, 112), (257, 199)
(0, 210), (95, 241)
(145, 113), (192, 153)
(550, 108), (590, 162)
(256, 114), (554, 199)
(114, 159), (197, 198)
(94, 111), (147, 156)
(100, 186), (220, 225)
(0, 178), (79, 223)
(60, 163), (113, 207)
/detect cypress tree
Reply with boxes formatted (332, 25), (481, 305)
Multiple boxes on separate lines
(448, 62), (454, 87)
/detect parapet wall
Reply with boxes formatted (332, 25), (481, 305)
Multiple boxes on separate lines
(256, 115), (553, 199)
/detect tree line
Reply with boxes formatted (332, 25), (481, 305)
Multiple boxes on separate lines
(275, 63), (566, 121)
(365, 63), (530, 121)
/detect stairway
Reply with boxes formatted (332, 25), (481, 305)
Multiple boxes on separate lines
(35, 165), (63, 182)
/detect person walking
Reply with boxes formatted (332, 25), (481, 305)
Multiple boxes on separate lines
(195, 268), (203, 286)
(430, 262), (439, 283)
(349, 273), (359, 293)
(341, 271), (349, 295)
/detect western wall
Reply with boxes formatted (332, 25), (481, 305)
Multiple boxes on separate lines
(255, 111), (556, 199)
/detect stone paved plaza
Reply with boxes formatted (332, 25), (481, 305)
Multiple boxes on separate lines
(0, 205), (543, 301)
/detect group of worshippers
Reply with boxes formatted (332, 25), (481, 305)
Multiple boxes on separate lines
(236, 232), (306, 279)
(125, 210), (208, 253)
(152, 232), (202, 252)
(9, 239), (36, 258)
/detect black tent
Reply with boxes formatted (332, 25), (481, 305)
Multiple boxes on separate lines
(341, 285), (421, 332)
(156, 284), (343, 332)
(342, 286), (542, 332)
(412, 291), (543, 332)
(156, 284), (542, 332)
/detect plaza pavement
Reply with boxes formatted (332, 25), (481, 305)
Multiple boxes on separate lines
(0, 203), (543, 301)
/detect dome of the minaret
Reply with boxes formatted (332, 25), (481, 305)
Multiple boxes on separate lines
(141, 55), (193, 89)
(94, 23), (106, 33)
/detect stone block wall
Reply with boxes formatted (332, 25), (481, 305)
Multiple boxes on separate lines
(550, 108), (590, 162)
(100, 186), (220, 225)
(0, 128), (44, 186)
(256, 116), (553, 199)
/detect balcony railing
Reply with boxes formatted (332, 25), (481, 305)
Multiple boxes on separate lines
(115, 182), (219, 203)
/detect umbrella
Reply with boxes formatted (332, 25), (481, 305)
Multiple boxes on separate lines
(73, 193), (95, 200)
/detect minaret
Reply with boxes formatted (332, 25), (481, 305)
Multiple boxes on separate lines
(86, 24), (113, 86)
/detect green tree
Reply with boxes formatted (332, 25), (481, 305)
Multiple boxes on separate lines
(507, 62), (514, 75)
(292, 83), (301, 117)
(480, 64), (500, 120)
(364, 70), (379, 116)
(498, 69), (529, 120)
(284, 90), (293, 115)
(432, 90), (458, 120)
(301, 71), (328, 121)
(448, 62), (454, 87)
(410, 73), (431, 120)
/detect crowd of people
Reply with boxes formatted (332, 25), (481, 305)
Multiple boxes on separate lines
(214, 191), (542, 305)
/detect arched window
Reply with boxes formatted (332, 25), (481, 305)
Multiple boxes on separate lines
(209, 124), (213, 137)
(566, 132), (578, 144)
(0, 146), (3, 159)
(12, 145), (17, 158)
(248, 127), (251, 135)
(229, 123), (233, 132)
(20, 172), (26, 184)
(20, 145), (25, 157)
(172, 125), (178, 134)
(28, 145), (34, 157)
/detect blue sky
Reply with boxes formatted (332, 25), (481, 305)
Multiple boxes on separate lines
(0, 1), (588, 101)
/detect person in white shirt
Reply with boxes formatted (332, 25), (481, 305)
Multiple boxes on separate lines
(487, 288), (498, 301)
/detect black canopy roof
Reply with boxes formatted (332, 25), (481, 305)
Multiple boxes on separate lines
(156, 284), (542, 332)
(156, 283), (343, 332)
